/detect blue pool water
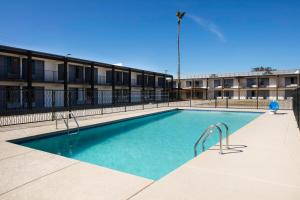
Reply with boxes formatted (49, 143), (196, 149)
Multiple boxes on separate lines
(17, 110), (261, 180)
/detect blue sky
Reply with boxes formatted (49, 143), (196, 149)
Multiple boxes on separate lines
(0, 0), (300, 76)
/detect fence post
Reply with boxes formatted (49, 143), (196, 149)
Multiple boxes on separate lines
(297, 88), (299, 126)
(168, 92), (170, 107)
(215, 98), (217, 108)
(142, 91), (145, 110)
(101, 90), (103, 115)
(256, 97), (259, 109)
(51, 90), (55, 121)
(68, 90), (71, 118)
(190, 90), (192, 108)
(226, 98), (228, 108)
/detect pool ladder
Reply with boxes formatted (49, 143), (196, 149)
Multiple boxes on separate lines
(194, 122), (229, 157)
(55, 111), (80, 135)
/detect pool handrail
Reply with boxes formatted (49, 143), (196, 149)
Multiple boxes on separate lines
(55, 113), (70, 134)
(69, 111), (80, 135)
(55, 111), (79, 135)
(215, 122), (229, 149)
(194, 124), (223, 156)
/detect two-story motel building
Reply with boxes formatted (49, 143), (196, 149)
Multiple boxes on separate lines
(175, 70), (299, 100)
(0, 45), (173, 110)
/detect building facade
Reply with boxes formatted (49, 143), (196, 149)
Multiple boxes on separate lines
(175, 70), (299, 100)
(0, 45), (173, 110)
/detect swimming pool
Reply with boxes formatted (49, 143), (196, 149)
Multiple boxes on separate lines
(16, 109), (261, 180)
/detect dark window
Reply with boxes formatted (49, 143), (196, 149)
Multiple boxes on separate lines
(22, 59), (44, 81)
(214, 91), (222, 98)
(259, 78), (269, 87)
(158, 77), (165, 87)
(137, 75), (143, 85)
(214, 80), (221, 87)
(224, 79), (233, 88)
(69, 65), (83, 83)
(285, 90), (294, 99)
(0, 56), (20, 79)
(58, 64), (64, 81)
(6, 86), (20, 105)
(123, 72), (129, 85)
(224, 91), (233, 98)
(85, 68), (91, 83)
(247, 90), (256, 98)
(106, 71), (112, 84)
(285, 77), (297, 86)
(186, 81), (192, 87)
(258, 90), (269, 99)
(247, 78), (256, 87)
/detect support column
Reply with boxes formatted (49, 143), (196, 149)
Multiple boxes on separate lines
(221, 78), (224, 99)
(256, 76), (259, 100)
(276, 75), (279, 100)
(27, 51), (33, 109)
(63, 58), (68, 107)
(238, 77), (240, 100)
(91, 63), (95, 105)
(153, 73), (156, 101)
(128, 69), (131, 103)
(142, 71), (145, 103)
(171, 76), (174, 100)
(112, 66), (115, 104)
(206, 78), (208, 100)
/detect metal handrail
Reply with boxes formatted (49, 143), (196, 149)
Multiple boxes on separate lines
(194, 125), (223, 156)
(216, 122), (229, 149)
(69, 111), (80, 134)
(56, 113), (70, 134)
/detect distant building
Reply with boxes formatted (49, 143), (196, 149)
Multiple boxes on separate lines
(175, 70), (299, 100)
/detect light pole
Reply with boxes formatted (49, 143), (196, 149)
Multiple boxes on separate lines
(176, 11), (185, 99)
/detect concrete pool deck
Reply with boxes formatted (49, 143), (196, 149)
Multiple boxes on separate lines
(0, 107), (299, 199)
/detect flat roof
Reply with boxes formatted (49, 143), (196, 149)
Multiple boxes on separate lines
(177, 69), (300, 80)
(0, 45), (172, 77)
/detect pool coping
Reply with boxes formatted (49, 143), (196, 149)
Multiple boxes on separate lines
(0, 107), (299, 199)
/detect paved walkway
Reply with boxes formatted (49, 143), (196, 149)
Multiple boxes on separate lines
(0, 108), (299, 200)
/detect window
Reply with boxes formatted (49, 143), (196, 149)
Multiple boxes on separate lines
(0, 56), (20, 79)
(214, 80), (221, 87)
(285, 90), (294, 99)
(113, 71), (123, 85)
(258, 90), (269, 99)
(224, 79), (233, 88)
(194, 80), (203, 87)
(106, 71), (112, 84)
(123, 72), (129, 85)
(285, 77), (297, 86)
(246, 78), (256, 87)
(158, 77), (165, 87)
(259, 78), (269, 87)
(186, 81), (192, 87)
(137, 75), (143, 85)
(247, 90), (256, 98)
(214, 91), (222, 98)
(58, 64), (64, 81)
(6, 86), (20, 104)
(224, 91), (233, 99)
(22, 59), (45, 80)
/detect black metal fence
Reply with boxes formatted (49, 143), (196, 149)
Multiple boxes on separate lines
(292, 87), (300, 127)
(0, 88), (294, 126)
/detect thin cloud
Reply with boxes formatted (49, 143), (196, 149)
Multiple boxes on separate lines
(187, 14), (226, 42)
